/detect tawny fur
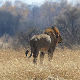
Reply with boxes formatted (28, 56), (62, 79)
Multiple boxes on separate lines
(26, 27), (62, 64)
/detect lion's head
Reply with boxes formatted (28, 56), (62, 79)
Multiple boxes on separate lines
(52, 26), (62, 43)
(44, 26), (62, 45)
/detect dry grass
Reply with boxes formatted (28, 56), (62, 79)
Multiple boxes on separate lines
(0, 47), (80, 80)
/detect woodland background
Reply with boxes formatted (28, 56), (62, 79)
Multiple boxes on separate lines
(0, 0), (80, 49)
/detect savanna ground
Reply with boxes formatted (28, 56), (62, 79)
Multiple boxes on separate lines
(0, 47), (80, 80)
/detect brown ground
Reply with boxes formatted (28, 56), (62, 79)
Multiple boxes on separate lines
(0, 47), (80, 80)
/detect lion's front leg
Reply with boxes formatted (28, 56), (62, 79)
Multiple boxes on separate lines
(40, 52), (45, 64)
(48, 47), (55, 61)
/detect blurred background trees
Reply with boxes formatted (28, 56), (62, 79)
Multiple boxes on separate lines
(0, 0), (80, 48)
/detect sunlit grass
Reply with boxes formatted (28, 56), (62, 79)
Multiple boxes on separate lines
(0, 47), (80, 80)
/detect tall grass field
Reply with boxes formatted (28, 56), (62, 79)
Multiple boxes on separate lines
(0, 47), (80, 80)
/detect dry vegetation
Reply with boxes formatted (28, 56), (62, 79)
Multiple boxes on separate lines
(0, 47), (80, 80)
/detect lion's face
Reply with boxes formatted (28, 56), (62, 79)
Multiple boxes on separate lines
(57, 34), (62, 43)
(44, 26), (62, 44)
(52, 26), (62, 44)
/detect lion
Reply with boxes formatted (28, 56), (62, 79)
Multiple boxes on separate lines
(25, 26), (62, 64)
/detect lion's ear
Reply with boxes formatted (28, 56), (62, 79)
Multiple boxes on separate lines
(53, 27), (60, 35)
